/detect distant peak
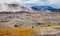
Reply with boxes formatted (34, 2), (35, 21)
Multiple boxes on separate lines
(31, 6), (55, 10)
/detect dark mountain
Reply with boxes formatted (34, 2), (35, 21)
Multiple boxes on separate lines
(50, 9), (60, 12)
(31, 6), (55, 10)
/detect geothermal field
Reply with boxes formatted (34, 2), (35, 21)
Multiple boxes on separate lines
(0, 3), (60, 36)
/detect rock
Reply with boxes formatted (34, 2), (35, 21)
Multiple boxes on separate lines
(40, 27), (60, 36)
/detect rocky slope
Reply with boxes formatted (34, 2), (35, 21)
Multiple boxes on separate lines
(0, 11), (60, 27)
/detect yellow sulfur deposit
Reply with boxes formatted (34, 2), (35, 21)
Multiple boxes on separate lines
(38, 24), (60, 29)
(0, 24), (59, 36)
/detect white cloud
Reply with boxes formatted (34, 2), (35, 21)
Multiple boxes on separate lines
(0, 0), (60, 8)
(22, 0), (60, 8)
(21, 0), (39, 4)
(47, 0), (60, 8)
(47, 0), (59, 4)
(0, 0), (21, 3)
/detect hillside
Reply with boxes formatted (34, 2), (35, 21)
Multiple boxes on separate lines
(0, 3), (60, 36)
(0, 3), (32, 12)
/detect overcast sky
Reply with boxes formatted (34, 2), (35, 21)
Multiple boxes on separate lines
(0, 0), (60, 9)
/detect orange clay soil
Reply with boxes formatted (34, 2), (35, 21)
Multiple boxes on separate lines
(0, 27), (35, 36)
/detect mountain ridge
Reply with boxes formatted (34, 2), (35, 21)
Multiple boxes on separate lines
(0, 3), (32, 12)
